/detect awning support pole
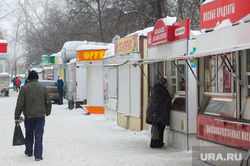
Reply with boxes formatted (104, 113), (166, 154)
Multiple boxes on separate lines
(173, 60), (185, 80)
(219, 54), (244, 87)
(185, 60), (201, 87)
(137, 64), (151, 87)
(153, 63), (164, 78)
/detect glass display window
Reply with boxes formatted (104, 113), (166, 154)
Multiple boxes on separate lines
(165, 60), (186, 111)
(148, 62), (164, 97)
(204, 55), (217, 92)
(204, 54), (233, 93)
(201, 96), (236, 118)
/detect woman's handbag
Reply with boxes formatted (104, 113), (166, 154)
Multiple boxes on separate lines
(12, 122), (25, 146)
(151, 118), (159, 140)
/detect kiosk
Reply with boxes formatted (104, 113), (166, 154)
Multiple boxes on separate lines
(145, 17), (199, 150)
(76, 45), (110, 113)
(174, 0), (250, 164)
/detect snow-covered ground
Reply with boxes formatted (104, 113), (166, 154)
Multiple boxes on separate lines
(0, 90), (210, 166)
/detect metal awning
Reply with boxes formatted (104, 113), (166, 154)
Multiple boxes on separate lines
(167, 43), (250, 61)
(129, 56), (201, 86)
(104, 60), (129, 67)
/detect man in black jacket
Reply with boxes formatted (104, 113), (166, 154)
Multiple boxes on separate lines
(14, 71), (52, 161)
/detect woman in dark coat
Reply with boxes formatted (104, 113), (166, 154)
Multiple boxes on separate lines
(149, 77), (172, 148)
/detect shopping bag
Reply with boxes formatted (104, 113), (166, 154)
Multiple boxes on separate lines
(151, 119), (159, 140)
(12, 122), (25, 146)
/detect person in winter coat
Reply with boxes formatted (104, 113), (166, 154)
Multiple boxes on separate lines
(147, 77), (172, 148)
(12, 77), (16, 91)
(15, 77), (21, 92)
(14, 71), (52, 161)
(57, 76), (64, 105)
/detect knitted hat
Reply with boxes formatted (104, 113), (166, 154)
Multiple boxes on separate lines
(28, 71), (39, 80)
(158, 77), (167, 85)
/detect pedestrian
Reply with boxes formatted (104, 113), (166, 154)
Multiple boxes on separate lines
(146, 77), (172, 148)
(15, 77), (21, 92)
(57, 76), (64, 105)
(14, 71), (52, 161)
(12, 77), (16, 91)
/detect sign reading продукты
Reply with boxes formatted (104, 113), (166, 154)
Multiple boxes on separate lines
(200, 0), (250, 30)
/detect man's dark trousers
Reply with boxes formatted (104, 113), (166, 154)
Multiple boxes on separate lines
(24, 118), (45, 159)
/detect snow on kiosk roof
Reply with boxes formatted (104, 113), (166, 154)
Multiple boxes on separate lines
(76, 45), (110, 51)
(61, 41), (108, 61)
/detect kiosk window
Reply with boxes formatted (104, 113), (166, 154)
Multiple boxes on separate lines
(148, 62), (164, 96)
(201, 96), (236, 117)
(172, 95), (185, 111)
(204, 54), (233, 93)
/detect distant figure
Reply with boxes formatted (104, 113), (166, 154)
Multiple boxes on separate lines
(14, 71), (52, 161)
(12, 77), (16, 91)
(15, 77), (21, 92)
(57, 76), (64, 105)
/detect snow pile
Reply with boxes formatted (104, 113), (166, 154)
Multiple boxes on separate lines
(0, 40), (7, 43)
(202, 0), (216, 5)
(103, 46), (115, 59)
(162, 16), (177, 26)
(214, 19), (232, 31)
(190, 31), (201, 38)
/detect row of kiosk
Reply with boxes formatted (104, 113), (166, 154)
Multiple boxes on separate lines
(51, 0), (250, 164)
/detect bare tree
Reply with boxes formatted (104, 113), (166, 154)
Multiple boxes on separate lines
(4, 0), (202, 66)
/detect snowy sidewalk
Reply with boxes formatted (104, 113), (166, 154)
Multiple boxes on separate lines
(0, 90), (207, 166)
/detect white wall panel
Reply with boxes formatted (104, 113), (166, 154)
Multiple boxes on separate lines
(130, 65), (141, 118)
(118, 65), (130, 115)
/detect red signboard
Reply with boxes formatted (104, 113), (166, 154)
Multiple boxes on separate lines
(0, 43), (7, 53)
(147, 19), (190, 47)
(173, 19), (190, 41)
(200, 0), (250, 30)
(197, 115), (250, 150)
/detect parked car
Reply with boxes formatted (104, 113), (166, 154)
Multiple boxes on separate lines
(39, 80), (60, 104)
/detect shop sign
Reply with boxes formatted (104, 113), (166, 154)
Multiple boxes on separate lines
(0, 43), (7, 53)
(147, 19), (190, 47)
(200, 0), (250, 30)
(55, 57), (59, 65)
(114, 34), (138, 55)
(197, 115), (250, 150)
(173, 19), (190, 41)
(76, 49), (107, 61)
(44, 69), (54, 80)
(0, 78), (8, 88)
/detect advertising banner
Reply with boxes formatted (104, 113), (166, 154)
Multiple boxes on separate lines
(200, 0), (250, 30)
(0, 43), (7, 53)
(147, 19), (190, 47)
(0, 78), (8, 88)
(114, 34), (138, 55)
(76, 49), (107, 61)
(197, 115), (250, 150)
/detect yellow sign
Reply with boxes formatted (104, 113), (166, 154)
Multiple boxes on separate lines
(115, 34), (138, 55)
(76, 50), (107, 61)
(55, 57), (59, 65)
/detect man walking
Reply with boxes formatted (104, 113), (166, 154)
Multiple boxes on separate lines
(14, 71), (52, 161)
(15, 77), (21, 92)
(57, 76), (64, 105)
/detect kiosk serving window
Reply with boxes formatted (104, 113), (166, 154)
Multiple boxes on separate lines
(148, 62), (164, 97)
(201, 53), (236, 118)
(166, 60), (186, 111)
